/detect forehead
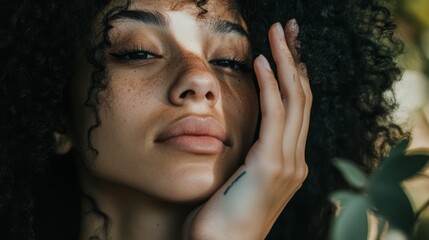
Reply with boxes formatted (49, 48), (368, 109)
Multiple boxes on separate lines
(107, 0), (244, 25)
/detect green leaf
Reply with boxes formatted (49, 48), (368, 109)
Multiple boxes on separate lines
(386, 139), (410, 162)
(375, 139), (429, 183)
(333, 158), (368, 189)
(368, 181), (415, 234)
(376, 154), (429, 183)
(331, 196), (369, 240)
(330, 191), (359, 205)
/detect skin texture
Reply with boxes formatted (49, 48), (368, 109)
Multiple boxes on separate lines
(69, 0), (258, 203)
(57, 0), (311, 239)
(183, 20), (311, 240)
(0, 0), (405, 239)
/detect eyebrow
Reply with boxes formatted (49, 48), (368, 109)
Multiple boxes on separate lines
(109, 10), (168, 27)
(209, 19), (249, 38)
(109, 9), (249, 38)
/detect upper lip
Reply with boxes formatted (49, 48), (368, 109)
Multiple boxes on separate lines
(155, 116), (230, 146)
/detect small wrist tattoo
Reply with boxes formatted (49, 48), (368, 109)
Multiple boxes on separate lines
(223, 171), (247, 195)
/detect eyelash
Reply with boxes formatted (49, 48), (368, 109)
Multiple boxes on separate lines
(210, 58), (251, 73)
(110, 48), (250, 73)
(110, 48), (160, 61)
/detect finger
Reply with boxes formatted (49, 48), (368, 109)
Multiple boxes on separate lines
(296, 67), (312, 160)
(253, 54), (285, 148)
(269, 22), (302, 100)
(268, 23), (305, 159)
(284, 19), (308, 81)
(284, 20), (313, 161)
(284, 19), (300, 63)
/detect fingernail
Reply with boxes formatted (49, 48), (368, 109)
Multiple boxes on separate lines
(257, 54), (271, 71)
(275, 22), (284, 39)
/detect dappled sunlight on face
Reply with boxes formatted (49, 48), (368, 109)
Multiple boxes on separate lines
(69, 0), (259, 203)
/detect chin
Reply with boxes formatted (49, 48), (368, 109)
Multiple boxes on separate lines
(155, 170), (227, 203)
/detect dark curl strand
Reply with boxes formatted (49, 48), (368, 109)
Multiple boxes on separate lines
(0, 0), (403, 239)
(85, 0), (132, 156)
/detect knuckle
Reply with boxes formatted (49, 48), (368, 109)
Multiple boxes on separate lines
(270, 161), (284, 174)
(272, 107), (285, 118)
(303, 86), (313, 102)
(294, 92), (306, 108)
(296, 91), (306, 102)
(256, 157), (308, 185)
(264, 106), (285, 119)
(259, 162), (283, 178)
(295, 164), (308, 182)
(280, 163), (308, 183)
(281, 166), (296, 179)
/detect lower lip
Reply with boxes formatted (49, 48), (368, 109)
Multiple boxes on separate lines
(160, 135), (225, 154)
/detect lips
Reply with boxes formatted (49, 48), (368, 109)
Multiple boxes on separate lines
(155, 116), (229, 154)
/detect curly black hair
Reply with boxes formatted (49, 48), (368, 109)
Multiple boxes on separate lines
(254, 0), (404, 238)
(0, 0), (402, 239)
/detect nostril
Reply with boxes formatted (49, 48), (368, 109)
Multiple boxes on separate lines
(205, 92), (215, 100)
(180, 90), (195, 99)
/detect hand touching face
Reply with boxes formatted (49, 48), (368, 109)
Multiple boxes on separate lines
(58, 1), (311, 239)
(183, 20), (312, 239)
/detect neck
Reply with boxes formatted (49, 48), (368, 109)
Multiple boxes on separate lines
(78, 172), (198, 240)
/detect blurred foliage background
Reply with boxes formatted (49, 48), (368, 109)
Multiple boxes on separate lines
(329, 0), (429, 239)
(389, 0), (429, 125)
(390, 0), (429, 235)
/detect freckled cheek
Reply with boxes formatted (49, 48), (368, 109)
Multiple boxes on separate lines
(94, 70), (165, 136)
(223, 84), (259, 145)
(105, 69), (164, 106)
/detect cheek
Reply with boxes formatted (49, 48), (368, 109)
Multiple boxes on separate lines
(73, 76), (161, 188)
(223, 81), (259, 145)
(105, 69), (161, 107)
(71, 69), (158, 157)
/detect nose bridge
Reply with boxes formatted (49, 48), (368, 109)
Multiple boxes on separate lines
(181, 53), (209, 76)
(168, 53), (220, 106)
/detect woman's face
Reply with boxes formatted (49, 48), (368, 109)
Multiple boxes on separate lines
(68, 0), (258, 203)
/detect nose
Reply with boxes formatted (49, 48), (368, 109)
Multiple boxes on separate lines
(168, 55), (220, 107)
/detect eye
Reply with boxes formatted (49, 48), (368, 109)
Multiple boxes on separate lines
(210, 59), (250, 72)
(110, 50), (160, 61)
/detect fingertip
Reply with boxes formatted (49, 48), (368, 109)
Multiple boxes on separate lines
(269, 22), (283, 35)
(285, 19), (299, 34)
(285, 19), (299, 44)
(284, 19), (301, 63)
(255, 54), (271, 72)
